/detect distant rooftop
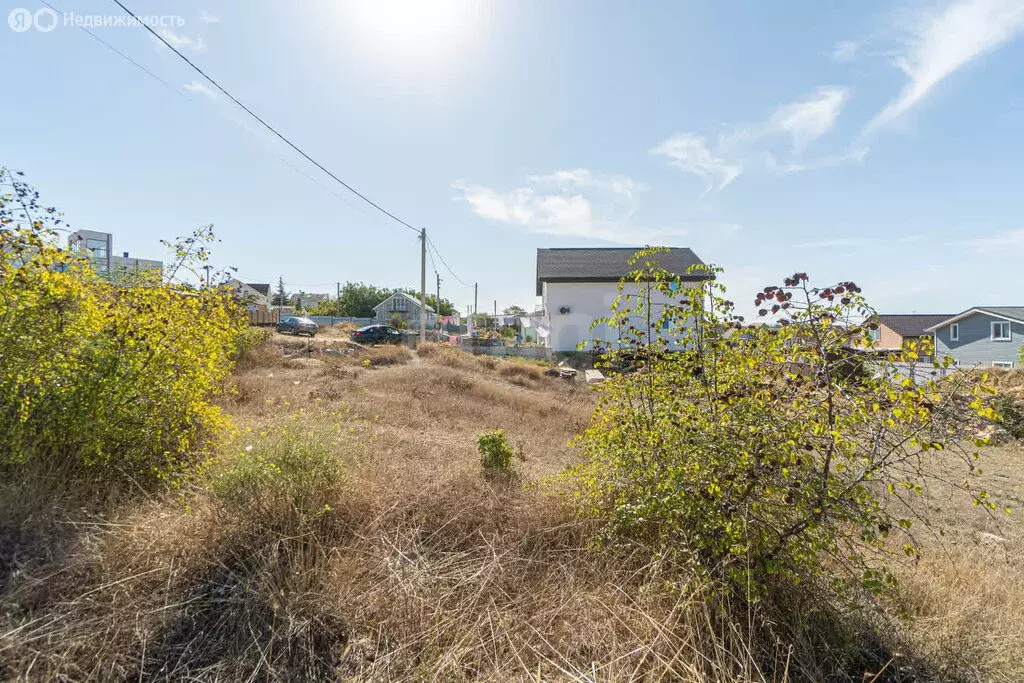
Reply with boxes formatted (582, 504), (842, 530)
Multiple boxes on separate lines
(536, 247), (707, 295)
(246, 283), (271, 296)
(876, 314), (955, 338)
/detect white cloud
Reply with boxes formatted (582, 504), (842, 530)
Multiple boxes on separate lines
(654, 86), (852, 190)
(182, 80), (217, 98)
(159, 29), (207, 53)
(452, 171), (691, 244)
(770, 86), (850, 152)
(952, 228), (1024, 252)
(863, 0), (1024, 135)
(199, 10), (220, 23)
(766, 145), (869, 174)
(830, 40), (860, 62)
(526, 168), (649, 201)
(650, 134), (743, 197)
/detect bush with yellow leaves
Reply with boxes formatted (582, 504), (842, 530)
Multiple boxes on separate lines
(0, 170), (247, 483)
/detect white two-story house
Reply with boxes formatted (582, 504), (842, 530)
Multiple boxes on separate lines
(536, 247), (708, 352)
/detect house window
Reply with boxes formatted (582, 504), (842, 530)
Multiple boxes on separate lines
(949, 323), (959, 341)
(991, 321), (1011, 341)
(391, 296), (407, 312)
(993, 361), (1014, 369)
(868, 328), (881, 342)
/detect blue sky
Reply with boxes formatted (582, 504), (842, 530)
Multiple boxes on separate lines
(2, 0), (1023, 316)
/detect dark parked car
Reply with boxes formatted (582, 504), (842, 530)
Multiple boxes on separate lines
(351, 324), (403, 345)
(276, 316), (318, 336)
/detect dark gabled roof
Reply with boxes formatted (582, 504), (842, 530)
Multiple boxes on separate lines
(876, 314), (955, 338)
(246, 283), (271, 296)
(536, 247), (707, 295)
(924, 306), (1024, 331)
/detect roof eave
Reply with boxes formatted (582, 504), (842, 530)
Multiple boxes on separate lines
(538, 273), (713, 294)
(924, 307), (1024, 331)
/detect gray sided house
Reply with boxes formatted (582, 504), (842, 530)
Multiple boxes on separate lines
(373, 291), (437, 329)
(926, 307), (1024, 369)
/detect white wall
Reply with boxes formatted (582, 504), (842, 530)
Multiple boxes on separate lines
(543, 281), (695, 352)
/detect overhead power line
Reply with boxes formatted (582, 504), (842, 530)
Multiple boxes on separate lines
(426, 239), (438, 275)
(427, 236), (470, 287)
(41, 0), (384, 227)
(40, 0), (181, 93)
(111, 0), (421, 235)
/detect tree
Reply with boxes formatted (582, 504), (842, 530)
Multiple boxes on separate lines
(426, 294), (456, 317)
(566, 247), (1003, 601)
(503, 305), (527, 316)
(273, 277), (288, 307)
(338, 282), (394, 318)
(399, 289), (456, 316)
(307, 298), (340, 316)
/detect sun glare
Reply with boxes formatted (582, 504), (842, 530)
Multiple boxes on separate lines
(343, 0), (483, 64)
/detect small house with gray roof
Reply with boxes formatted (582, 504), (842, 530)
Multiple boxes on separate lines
(536, 247), (708, 352)
(925, 307), (1024, 368)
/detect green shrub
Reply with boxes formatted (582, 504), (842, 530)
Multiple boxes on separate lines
(477, 429), (513, 471)
(211, 423), (344, 527)
(564, 248), (1002, 600)
(0, 171), (247, 483)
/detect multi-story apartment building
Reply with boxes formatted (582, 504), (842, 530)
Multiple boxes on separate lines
(67, 230), (162, 279)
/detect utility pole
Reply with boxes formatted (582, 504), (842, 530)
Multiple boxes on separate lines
(435, 272), (441, 339)
(203, 264), (211, 289)
(419, 228), (427, 345)
(474, 282), (478, 315)
(494, 300), (497, 316)
(336, 282), (341, 319)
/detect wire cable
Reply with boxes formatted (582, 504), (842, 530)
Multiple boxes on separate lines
(426, 240), (438, 276)
(426, 236), (470, 287)
(38, 0), (384, 230)
(39, 0), (181, 93)
(111, 0), (421, 236)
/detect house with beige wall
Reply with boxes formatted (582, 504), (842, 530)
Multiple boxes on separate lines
(866, 314), (953, 361)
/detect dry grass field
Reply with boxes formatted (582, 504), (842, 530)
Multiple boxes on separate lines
(1, 335), (1022, 681)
